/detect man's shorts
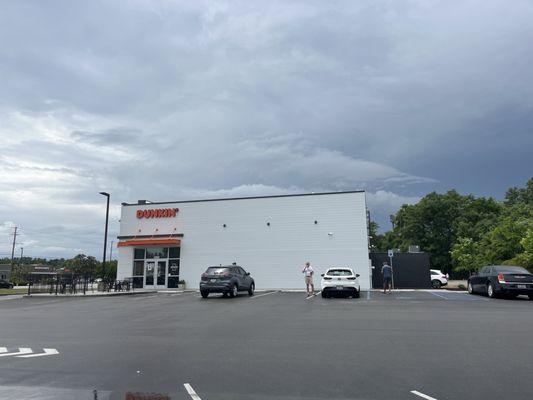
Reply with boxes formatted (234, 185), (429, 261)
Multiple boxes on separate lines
(383, 276), (392, 285)
(305, 276), (314, 285)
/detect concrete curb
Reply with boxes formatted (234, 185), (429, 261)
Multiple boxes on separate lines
(22, 290), (158, 298)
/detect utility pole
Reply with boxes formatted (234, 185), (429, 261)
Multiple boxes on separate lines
(10, 227), (18, 272)
(20, 246), (24, 262)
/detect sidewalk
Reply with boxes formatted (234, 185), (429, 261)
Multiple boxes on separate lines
(22, 290), (158, 298)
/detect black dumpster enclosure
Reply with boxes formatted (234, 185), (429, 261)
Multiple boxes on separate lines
(370, 252), (431, 289)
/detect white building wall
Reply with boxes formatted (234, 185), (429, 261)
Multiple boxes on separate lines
(117, 192), (370, 290)
(116, 246), (133, 281)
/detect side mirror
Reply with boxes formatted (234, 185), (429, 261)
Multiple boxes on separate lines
(320, 273), (324, 277)
(245, 272), (250, 276)
(356, 274), (360, 278)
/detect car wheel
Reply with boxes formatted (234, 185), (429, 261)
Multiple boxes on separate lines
(432, 280), (441, 289)
(321, 291), (327, 298)
(229, 284), (238, 298)
(248, 283), (255, 296)
(487, 283), (496, 298)
(528, 295), (533, 301)
(467, 281), (474, 294)
(353, 290), (360, 298)
(200, 291), (209, 298)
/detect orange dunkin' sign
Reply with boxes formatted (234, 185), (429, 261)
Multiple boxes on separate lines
(136, 208), (179, 219)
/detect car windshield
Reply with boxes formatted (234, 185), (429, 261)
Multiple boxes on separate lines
(327, 269), (352, 276)
(205, 267), (230, 275)
(495, 266), (530, 274)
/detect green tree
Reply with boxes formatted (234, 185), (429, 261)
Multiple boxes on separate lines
(504, 178), (533, 206)
(95, 259), (117, 281)
(450, 179), (532, 272)
(451, 237), (480, 273)
(514, 229), (533, 269)
(66, 254), (98, 279)
(389, 190), (501, 273)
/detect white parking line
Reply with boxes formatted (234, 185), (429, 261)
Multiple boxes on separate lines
(249, 291), (280, 300)
(183, 383), (202, 400)
(17, 348), (59, 358)
(306, 291), (321, 300)
(411, 390), (438, 400)
(0, 348), (32, 357)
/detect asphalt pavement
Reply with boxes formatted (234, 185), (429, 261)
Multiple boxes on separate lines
(1, 290), (532, 400)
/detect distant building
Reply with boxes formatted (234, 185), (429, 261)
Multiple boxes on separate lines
(0, 264), (11, 281)
(28, 264), (59, 283)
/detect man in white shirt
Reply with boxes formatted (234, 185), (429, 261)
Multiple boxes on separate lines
(302, 261), (315, 296)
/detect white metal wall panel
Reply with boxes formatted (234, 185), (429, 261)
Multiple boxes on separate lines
(117, 192), (370, 290)
(116, 246), (133, 281)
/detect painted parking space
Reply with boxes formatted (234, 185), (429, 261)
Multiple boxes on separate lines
(427, 290), (488, 301)
(0, 347), (59, 359)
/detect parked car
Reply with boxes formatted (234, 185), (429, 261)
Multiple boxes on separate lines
(467, 265), (533, 299)
(320, 268), (360, 298)
(430, 269), (448, 288)
(0, 279), (14, 289)
(199, 265), (255, 298)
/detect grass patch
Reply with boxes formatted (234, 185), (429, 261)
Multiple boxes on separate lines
(0, 288), (27, 295)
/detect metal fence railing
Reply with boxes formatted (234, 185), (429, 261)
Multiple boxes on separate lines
(25, 277), (134, 295)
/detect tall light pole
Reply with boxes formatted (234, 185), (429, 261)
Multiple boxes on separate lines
(99, 192), (110, 281)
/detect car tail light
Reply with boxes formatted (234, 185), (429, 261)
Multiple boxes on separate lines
(498, 273), (506, 283)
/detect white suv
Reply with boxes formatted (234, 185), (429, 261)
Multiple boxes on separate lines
(430, 269), (448, 288)
(321, 268), (360, 298)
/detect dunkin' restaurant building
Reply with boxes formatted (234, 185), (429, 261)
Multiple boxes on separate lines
(116, 191), (370, 290)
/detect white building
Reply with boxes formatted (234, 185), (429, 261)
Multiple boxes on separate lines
(116, 191), (370, 290)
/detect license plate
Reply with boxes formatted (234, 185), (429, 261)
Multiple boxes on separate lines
(517, 284), (526, 289)
(336, 286), (343, 290)
(210, 279), (217, 283)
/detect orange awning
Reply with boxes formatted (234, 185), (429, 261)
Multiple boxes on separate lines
(117, 238), (181, 247)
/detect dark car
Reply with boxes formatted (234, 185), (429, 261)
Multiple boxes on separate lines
(0, 279), (14, 289)
(200, 265), (255, 298)
(468, 265), (533, 299)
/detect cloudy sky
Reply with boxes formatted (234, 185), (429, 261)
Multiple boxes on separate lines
(1, 0), (532, 259)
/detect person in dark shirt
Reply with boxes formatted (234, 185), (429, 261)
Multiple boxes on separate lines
(381, 261), (393, 294)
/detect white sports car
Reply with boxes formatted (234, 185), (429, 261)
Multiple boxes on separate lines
(321, 268), (360, 298)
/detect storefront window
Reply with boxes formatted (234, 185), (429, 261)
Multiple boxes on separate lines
(169, 247), (180, 259)
(134, 248), (145, 260)
(168, 257), (180, 288)
(145, 247), (168, 259)
(133, 261), (144, 277)
(168, 259), (180, 276)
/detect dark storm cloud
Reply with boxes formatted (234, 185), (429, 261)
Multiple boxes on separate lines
(0, 0), (532, 257)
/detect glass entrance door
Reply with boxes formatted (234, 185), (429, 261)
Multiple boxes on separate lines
(144, 260), (167, 288)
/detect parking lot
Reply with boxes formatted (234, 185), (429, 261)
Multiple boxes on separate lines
(1, 290), (532, 400)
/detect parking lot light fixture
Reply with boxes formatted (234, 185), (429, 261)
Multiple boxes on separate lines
(99, 192), (110, 281)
